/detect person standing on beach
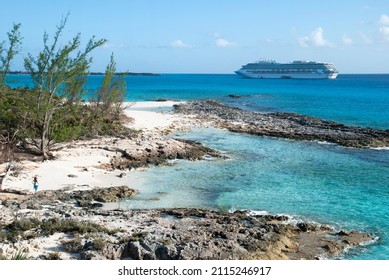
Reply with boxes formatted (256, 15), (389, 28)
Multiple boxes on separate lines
(33, 176), (39, 192)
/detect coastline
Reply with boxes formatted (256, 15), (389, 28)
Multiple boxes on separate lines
(0, 100), (382, 260)
(174, 100), (389, 148)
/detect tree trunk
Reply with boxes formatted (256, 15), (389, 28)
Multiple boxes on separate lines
(0, 163), (12, 191)
(40, 111), (52, 160)
(0, 143), (14, 191)
(40, 131), (48, 160)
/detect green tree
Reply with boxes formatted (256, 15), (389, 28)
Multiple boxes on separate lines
(0, 23), (22, 86)
(0, 87), (27, 189)
(0, 24), (22, 188)
(95, 53), (127, 117)
(23, 15), (106, 159)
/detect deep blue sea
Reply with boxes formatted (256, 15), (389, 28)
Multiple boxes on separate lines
(6, 74), (389, 259)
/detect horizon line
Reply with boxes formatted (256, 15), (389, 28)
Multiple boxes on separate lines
(6, 71), (389, 75)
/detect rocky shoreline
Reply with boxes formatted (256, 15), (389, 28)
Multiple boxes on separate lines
(174, 100), (389, 148)
(81, 134), (225, 172)
(0, 186), (374, 260)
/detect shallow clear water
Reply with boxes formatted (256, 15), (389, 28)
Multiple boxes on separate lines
(122, 128), (389, 259)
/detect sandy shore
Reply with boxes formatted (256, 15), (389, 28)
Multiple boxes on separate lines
(124, 101), (185, 132)
(1, 101), (192, 193)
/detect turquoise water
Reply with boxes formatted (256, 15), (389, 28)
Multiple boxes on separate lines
(121, 128), (389, 260)
(6, 74), (389, 259)
(7, 74), (389, 129)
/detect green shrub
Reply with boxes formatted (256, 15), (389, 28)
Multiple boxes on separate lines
(91, 237), (107, 251)
(40, 218), (103, 235)
(8, 218), (41, 231)
(10, 251), (29, 260)
(46, 251), (61, 260)
(1, 217), (120, 245)
(1, 218), (41, 243)
(0, 251), (29, 260)
(128, 231), (148, 242)
(61, 236), (84, 253)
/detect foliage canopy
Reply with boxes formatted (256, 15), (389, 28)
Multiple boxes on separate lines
(0, 16), (131, 163)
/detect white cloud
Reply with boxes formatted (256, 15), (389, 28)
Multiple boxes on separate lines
(298, 27), (334, 48)
(213, 33), (237, 48)
(298, 36), (310, 48)
(215, 38), (237, 47)
(379, 14), (389, 26)
(379, 26), (389, 41)
(170, 39), (191, 48)
(342, 34), (353, 45)
(379, 14), (389, 41)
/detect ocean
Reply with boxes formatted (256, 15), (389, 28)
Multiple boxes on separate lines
(6, 74), (389, 259)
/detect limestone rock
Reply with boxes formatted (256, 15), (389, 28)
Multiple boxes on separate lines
(0, 188), (376, 260)
(174, 100), (389, 148)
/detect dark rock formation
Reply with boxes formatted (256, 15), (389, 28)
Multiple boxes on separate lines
(174, 100), (389, 148)
(0, 187), (376, 260)
(3, 186), (136, 211)
(105, 138), (225, 170)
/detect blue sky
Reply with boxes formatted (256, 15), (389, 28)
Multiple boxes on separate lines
(1, 0), (389, 73)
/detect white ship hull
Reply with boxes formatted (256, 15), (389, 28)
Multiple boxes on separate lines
(235, 59), (339, 80)
(235, 70), (338, 79)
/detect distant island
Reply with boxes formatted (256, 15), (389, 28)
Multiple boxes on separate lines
(90, 72), (160, 76)
(7, 71), (160, 76)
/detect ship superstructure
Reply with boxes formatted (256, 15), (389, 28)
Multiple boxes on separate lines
(235, 59), (338, 79)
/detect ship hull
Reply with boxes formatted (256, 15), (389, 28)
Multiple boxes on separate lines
(235, 60), (339, 80)
(235, 70), (338, 80)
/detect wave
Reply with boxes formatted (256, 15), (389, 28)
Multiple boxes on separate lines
(370, 147), (389, 150)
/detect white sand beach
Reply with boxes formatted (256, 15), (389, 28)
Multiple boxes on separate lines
(1, 101), (190, 193)
(124, 101), (185, 131)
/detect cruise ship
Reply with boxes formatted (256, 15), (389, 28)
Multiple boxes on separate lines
(235, 59), (338, 79)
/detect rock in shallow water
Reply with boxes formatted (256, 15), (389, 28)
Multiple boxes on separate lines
(174, 100), (389, 148)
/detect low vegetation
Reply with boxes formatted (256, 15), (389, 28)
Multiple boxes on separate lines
(0, 217), (121, 243)
(0, 217), (124, 259)
(0, 251), (29, 260)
